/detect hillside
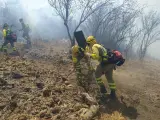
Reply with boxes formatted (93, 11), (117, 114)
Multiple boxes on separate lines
(0, 41), (160, 120)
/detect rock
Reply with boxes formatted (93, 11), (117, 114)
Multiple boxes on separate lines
(66, 84), (73, 89)
(56, 114), (61, 119)
(69, 108), (74, 112)
(62, 77), (67, 81)
(79, 105), (99, 120)
(36, 82), (44, 89)
(24, 88), (31, 92)
(31, 110), (39, 115)
(3, 71), (10, 76)
(73, 103), (87, 111)
(11, 84), (15, 88)
(52, 114), (61, 120)
(81, 93), (97, 105)
(18, 115), (28, 120)
(30, 118), (40, 120)
(0, 102), (7, 110)
(39, 110), (52, 119)
(35, 74), (40, 78)
(39, 110), (47, 118)
(68, 114), (77, 119)
(12, 72), (24, 79)
(51, 106), (60, 114)
(9, 101), (18, 111)
(64, 81), (70, 85)
(0, 78), (8, 85)
(44, 112), (52, 119)
(49, 101), (55, 108)
(54, 87), (62, 93)
(43, 89), (51, 97)
(54, 98), (60, 103)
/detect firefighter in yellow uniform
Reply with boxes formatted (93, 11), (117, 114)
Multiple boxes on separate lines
(19, 18), (31, 47)
(72, 45), (83, 85)
(85, 36), (116, 98)
(71, 45), (93, 89)
(1, 23), (16, 52)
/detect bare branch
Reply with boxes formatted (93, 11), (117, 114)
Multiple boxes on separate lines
(138, 10), (160, 60)
(48, 0), (110, 46)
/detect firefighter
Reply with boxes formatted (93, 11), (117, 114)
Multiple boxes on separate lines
(0, 23), (16, 52)
(84, 36), (116, 98)
(71, 45), (93, 89)
(19, 18), (31, 47)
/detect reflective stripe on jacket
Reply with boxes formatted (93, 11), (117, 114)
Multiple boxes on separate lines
(91, 44), (108, 63)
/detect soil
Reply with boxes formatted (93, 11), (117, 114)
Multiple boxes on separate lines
(0, 40), (160, 120)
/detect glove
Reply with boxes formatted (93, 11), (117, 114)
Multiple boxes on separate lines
(79, 47), (85, 52)
(85, 52), (91, 57)
(72, 57), (78, 63)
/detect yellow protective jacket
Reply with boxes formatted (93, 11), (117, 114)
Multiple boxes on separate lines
(71, 48), (83, 64)
(72, 46), (91, 64)
(3, 29), (7, 38)
(90, 44), (108, 63)
(85, 45), (92, 53)
(2, 28), (12, 39)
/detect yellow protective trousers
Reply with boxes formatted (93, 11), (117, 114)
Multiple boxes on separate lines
(95, 64), (116, 92)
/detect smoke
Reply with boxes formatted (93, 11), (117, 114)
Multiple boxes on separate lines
(0, 0), (160, 59)
(0, 0), (67, 40)
(137, 0), (160, 59)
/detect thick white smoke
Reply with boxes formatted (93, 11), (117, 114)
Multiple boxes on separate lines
(0, 0), (67, 40)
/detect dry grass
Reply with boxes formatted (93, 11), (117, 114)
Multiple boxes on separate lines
(1, 40), (160, 120)
(100, 111), (127, 120)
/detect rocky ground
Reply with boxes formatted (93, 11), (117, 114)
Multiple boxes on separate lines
(0, 40), (160, 120)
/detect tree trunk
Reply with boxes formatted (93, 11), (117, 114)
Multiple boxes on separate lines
(139, 47), (147, 60)
(64, 24), (75, 47)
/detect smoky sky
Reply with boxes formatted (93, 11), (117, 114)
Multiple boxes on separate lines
(0, 0), (160, 59)
(0, 0), (68, 40)
(137, 0), (160, 59)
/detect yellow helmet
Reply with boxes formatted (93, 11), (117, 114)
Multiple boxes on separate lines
(71, 45), (79, 54)
(86, 36), (96, 44)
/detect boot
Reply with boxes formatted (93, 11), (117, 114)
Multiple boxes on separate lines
(3, 48), (7, 53)
(99, 85), (108, 104)
(110, 89), (116, 99)
(0, 47), (2, 52)
(13, 47), (16, 51)
(100, 84), (107, 94)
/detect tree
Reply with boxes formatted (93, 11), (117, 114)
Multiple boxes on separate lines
(84, 0), (141, 49)
(48, 0), (111, 46)
(124, 28), (141, 60)
(138, 11), (160, 60)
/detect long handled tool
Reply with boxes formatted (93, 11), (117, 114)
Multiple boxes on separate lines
(74, 30), (87, 50)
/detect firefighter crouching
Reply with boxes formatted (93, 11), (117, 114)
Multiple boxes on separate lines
(84, 36), (117, 98)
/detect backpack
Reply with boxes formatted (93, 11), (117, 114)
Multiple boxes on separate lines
(6, 29), (12, 40)
(11, 32), (17, 42)
(107, 49), (125, 66)
(99, 44), (125, 66)
(6, 29), (17, 42)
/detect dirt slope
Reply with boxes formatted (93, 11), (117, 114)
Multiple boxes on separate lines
(0, 41), (160, 120)
(114, 60), (160, 120)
